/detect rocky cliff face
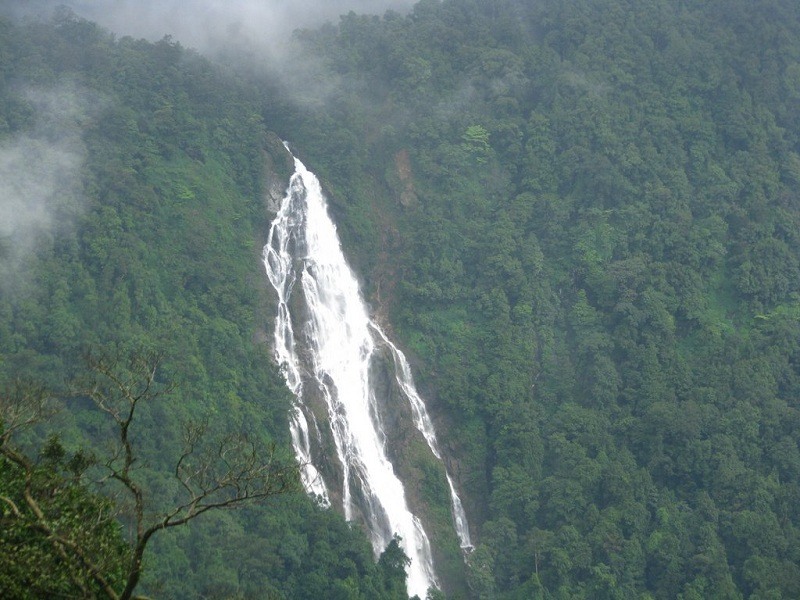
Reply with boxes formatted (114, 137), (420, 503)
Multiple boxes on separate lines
(262, 132), (295, 213)
(393, 148), (419, 208)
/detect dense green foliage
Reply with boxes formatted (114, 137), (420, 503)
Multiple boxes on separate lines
(270, 0), (800, 597)
(0, 12), (411, 599)
(5, 0), (800, 598)
(0, 431), (131, 599)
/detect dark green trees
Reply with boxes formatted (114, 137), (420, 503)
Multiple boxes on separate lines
(0, 439), (130, 599)
(273, 0), (800, 597)
(0, 11), (411, 599)
(0, 382), (130, 599)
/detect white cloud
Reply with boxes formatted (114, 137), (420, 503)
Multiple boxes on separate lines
(6, 1), (417, 108)
(8, 1), (416, 54)
(0, 85), (98, 287)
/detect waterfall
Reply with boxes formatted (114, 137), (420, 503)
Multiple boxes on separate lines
(372, 325), (473, 552)
(264, 148), (475, 598)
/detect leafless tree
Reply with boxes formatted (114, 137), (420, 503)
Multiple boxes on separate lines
(1, 349), (299, 600)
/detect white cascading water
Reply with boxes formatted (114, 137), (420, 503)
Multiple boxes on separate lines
(372, 325), (473, 552)
(263, 147), (471, 598)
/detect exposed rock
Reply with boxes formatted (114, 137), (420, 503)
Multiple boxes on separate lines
(394, 148), (419, 208)
(262, 131), (294, 213)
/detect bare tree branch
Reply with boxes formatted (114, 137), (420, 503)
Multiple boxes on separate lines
(77, 348), (298, 600)
(0, 380), (55, 444)
(1, 348), (298, 600)
(0, 410), (120, 599)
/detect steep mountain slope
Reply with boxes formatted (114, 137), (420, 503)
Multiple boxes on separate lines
(4, 1), (800, 598)
(272, 0), (800, 597)
(0, 13), (414, 599)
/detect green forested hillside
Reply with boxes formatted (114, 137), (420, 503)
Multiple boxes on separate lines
(0, 12), (412, 600)
(3, 0), (800, 598)
(270, 0), (800, 598)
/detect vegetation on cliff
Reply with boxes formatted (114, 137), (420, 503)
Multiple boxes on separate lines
(4, 0), (800, 597)
(0, 12), (413, 599)
(277, 1), (800, 597)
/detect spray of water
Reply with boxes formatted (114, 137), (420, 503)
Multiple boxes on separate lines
(264, 147), (471, 596)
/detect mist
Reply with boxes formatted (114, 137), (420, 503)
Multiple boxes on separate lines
(9, 0), (416, 56)
(6, 0), (418, 109)
(0, 1), (421, 288)
(0, 85), (99, 289)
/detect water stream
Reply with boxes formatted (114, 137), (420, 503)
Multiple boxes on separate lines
(263, 147), (471, 597)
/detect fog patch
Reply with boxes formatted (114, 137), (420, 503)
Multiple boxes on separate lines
(0, 84), (98, 289)
(6, 1), (416, 109)
(6, 1), (415, 56)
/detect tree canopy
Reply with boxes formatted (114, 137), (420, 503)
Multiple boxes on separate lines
(0, 12), (413, 599)
(3, 0), (800, 598)
(273, 0), (800, 597)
